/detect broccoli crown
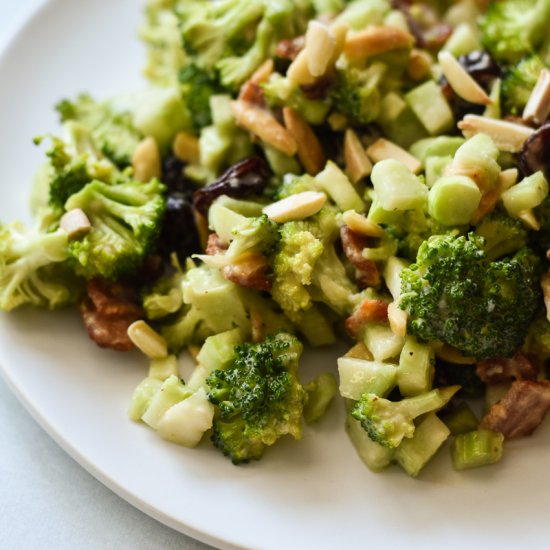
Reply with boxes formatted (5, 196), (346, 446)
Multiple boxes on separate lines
(56, 94), (142, 167)
(480, 0), (550, 63)
(330, 65), (385, 125)
(523, 313), (550, 365)
(64, 179), (165, 279)
(0, 223), (82, 311)
(400, 233), (541, 360)
(206, 332), (306, 464)
(501, 55), (546, 116)
(226, 214), (280, 260)
(179, 64), (222, 133)
(351, 389), (450, 448)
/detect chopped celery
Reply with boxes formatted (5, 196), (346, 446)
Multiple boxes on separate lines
(397, 337), (435, 397)
(304, 373), (338, 424)
(442, 402), (479, 436)
(451, 430), (504, 470)
(338, 356), (397, 400)
(428, 175), (482, 225)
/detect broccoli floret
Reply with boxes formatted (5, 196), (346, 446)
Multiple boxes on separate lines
(226, 214), (280, 261)
(64, 179), (165, 279)
(523, 313), (550, 365)
(400, 233), (541, 359)
(501, 55), (546, 116)
(206, 332), (307, 464)
(480, 0), (550, 63)
(330, 64), (387, 125)
(142, 260), (184, 321)
(474, 209), (528, 260)
(0, 222), (82, 311)
(179, 64), (222, 133)
(56, 94), (142, 167)
(351, 388), (455, 448)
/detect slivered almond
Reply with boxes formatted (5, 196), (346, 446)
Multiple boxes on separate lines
(342, 210), (384, 237)
(407, 49), (432, 81)
(251, 59), (274, 85)
(231, 100), (297, 156)
(523, 69), (550, 125)
(263, 191), (327, 223)
(499, 168), (519, 190)
(344, 129), (372, 182)
(172, 132), (200, 164)
(366, 138), (422, 174)
(127, 320), (168, 359)
(60, 208), (91, 239)
(388, 301), (407, 338)
(457, 115), (534, 152)
(287, 49), (316, 86)
(283, 107), (325, 175)
(438, 51), (492, 106)
(328, 21), (348, 64)
(343, 26), (414, 61)
(470, 168), (519, 224)
(132, 136), (161, 182)
(517, 209), (540, 231)
(305, 21), (336, 77)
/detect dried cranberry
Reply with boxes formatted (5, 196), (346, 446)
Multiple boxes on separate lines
(161, 155), (197, 194)
(193, 157), (271, 215)
(518, 123), (550, 180)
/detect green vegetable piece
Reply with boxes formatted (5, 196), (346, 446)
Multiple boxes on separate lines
(501, 171), (549, 217)
(315, 161), (365, 212)
(338, 357), (397, 400)
(127, 377), (163, 421)
(451, 430), (504, 470)
(395, 412), (450, 477)
(370, 159), (428, 211)
(149, 355), (179, 381)
(442, 402), (479, 436)
(293, 305), (336, 347)
(425, 155), (452, 189)
(409, 136), (465, 165)
(501, 55), (546, 116)
(405, 81), (454, 135)
(397, 337), (435, 397)
(304, 373), (338, 424)
(428, 175), (482, 225)
(443, 23), (481, 58)
(364, 324), (405, 362)
(474, 209), (527, 260)
(208, 204), (248, 244)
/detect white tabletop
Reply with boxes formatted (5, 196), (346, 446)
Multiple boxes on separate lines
(0, 2), (213, 548)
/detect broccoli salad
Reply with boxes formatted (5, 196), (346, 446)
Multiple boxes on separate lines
(4, 0), (550, 477)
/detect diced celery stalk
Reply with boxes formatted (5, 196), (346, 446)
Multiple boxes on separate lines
(304, 373), (338, 424)
(188, 328), (243, 390)
(405, 81), (454, 135)
(367, 194), (404, 224)
(425, 155), (452, 188)
(156, 388), (215, 447)
(452, 133), (500, 190)
(364, 323), (405, 362)
(428, 174), (482, 225)
(127, 377), (163, 421)
(501, 171), (549, 217)
(263, 144), (301, 177)
(451, 430), (504, 470)
(149, 355), (179, 381)
(443, 23), (481, 57)
(200, 125), (230, 175)
(383, 9), (408, 31)
(378, 92), (407, 124)
(141, 375), (193, 429)
(214, 195), (264, 217)
(397, 337), (435, 397)
(370, 159), (428, 211)
(338, 357), (398, 400)
(362, 234), (398, 261)
(315, 161), (365, 212)
(443, 402), (479, 436)
(345, 410), (395, 471)
(207, 204), (247, 244)
(395, 412), (450, 477)
(382, 256), (410, 300)
(335, 0), (389, 30)
(209, 95), (235, 133)
(409, 136), (465, 164)
(483, 79), (501, 120)
(295, 305), (336, 346)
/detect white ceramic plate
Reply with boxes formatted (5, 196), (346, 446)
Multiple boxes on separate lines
(1, 2), (550, 549)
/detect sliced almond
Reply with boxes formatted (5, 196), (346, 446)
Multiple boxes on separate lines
(231, 100), (297, 156)
(283, 107), (325, 175)
(127, 320), (168, 360)
(407, 48), (432, 81)
(172, 131), (200, 164)
(366, 138), (422, 174)
(327, 21), (348, 64)
(499, 167), (519, 190)
(132, 136), (161, 182)
(388, 301), (407, 338)
(342, 210), (384, 238)
(523, 68), (550, 125)
(344, 129), (372, 183)
(344, 26), (414, 61)
(305, 21), (336, 77)
(60, 208), (91, 239)
(457, 115), (535, 152)
(438, 51), (492, 106)
(470, 168), (518, 225)
(287, 49), (316, 87)
(517, 209), (540, 231)
(263, 191), (327, 223)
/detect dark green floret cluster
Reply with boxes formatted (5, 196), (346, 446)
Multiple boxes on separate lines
(206, 332), (306, 464)
(400, 234), (541, 360)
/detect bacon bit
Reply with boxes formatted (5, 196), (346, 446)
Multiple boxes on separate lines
(222, 254), (272, 292)
(205, 233), (227, 256)
(345, 299), (389, 339)
(480, 380), (550, 439)
(541, 269), (550, 321)
(340, 226), (380, 288)
(283, 107), (325, 175)
(476, 352), (539, 384)
(300, 75), (334, 100)
(276, 36), (305, 61)
(80, 279), (142, 351)
(238, 60), (274, 106)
